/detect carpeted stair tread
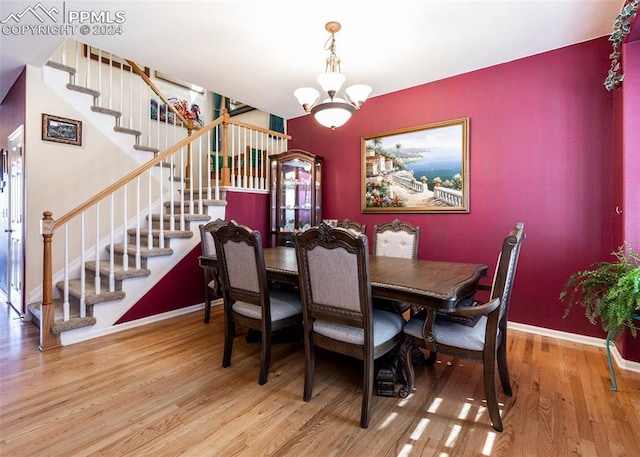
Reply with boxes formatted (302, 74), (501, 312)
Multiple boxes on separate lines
(56, 279), (126, 305)
(45, 60), (76, 75)
(114, 126), (142, 136)
(66, 83), (100, 97)
(164, 199), (227, 210)
(84, 260), (151, 280)
(91, 106), (122, 118)
(28, 300), (97, 333)
(110, 243), (173, 257)
(149, 213), (211, 223)
(127, 228), (193, 239)
(133, 144), (160, 153)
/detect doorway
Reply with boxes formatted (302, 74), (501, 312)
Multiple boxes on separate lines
(6, 125), (24, 315)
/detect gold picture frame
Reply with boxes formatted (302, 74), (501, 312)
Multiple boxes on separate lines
(42, 114), (82, 146)
(362, 118), (469, 213)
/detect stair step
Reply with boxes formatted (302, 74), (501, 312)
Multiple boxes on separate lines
(91, 106), (122, 118)
(114, 126), (142, 136)
(66, 84), (100, 98)
(179, 188), (228, 201)
(125, 228), (192, 247)
(133, 144), (160, 154)
(85, 260), (151, 280)
(55, 279), (126, 305)
(45, 60), (76, 76)
(110, 244), (174, 258)
(164, 200), (226, 212)
(126, 228), (193, 239)
(28, 300), (97, 334)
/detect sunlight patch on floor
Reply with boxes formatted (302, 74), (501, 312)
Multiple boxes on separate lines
(410, 417), (430, 440)
(457, 402), (471, 420)
(444, 424), (462, 447)
(427, 397), (442, 413)
(397, 444), (413, 457)
(482, 431), (497, 455)
(379, 411), (398, 429)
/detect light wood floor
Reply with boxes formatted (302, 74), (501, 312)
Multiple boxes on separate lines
(1, 304), (639, 457)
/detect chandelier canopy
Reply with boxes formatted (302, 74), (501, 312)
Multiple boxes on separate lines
(294, 21), (371, 130)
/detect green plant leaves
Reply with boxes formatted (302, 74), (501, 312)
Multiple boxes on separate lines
(560, 243), (640, 339)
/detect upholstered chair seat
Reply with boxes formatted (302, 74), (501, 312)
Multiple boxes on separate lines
(313, 309), (404, 345)
(404, 315), (488, 351)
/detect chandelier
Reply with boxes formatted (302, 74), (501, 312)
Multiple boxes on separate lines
(294, 21), (371, 130)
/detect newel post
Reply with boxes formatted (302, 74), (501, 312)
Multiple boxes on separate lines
(221, 109), (231, 186)
(40, 211), (60, 351)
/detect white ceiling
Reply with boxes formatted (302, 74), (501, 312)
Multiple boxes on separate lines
(0, 0), (625, 120)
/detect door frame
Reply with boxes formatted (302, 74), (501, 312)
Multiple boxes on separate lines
(7, 125), (25, 315)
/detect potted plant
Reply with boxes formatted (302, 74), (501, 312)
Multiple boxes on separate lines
(560, 243), (640, 340)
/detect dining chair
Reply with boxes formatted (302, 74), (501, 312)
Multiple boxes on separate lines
(294, 223), (405, 428)
(198, 218), (227, 323)
(213, 221), (303, 385)
(336, 218), (367, 236)
(372, 218), (420, 259)
(400, 222), (525, 431)
(372, 219), (421, 316)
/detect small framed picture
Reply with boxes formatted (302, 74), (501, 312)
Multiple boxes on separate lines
(42, 113), (82, 146)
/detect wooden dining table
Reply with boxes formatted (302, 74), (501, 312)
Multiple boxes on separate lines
(199, 246), (488, 313)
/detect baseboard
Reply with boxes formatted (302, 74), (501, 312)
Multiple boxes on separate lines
(508, 321), (640, 374)
(60, 299), (223, 346)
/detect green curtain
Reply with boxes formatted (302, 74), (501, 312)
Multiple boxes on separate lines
(213, 93), (222, 151)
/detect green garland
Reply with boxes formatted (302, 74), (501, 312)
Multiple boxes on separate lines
(604, 0), (640, 91)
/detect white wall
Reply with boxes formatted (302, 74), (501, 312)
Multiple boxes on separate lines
(24, 64), (139, 302)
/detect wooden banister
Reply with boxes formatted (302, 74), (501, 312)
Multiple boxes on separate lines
(50, 117), (223, 231)
(39, 110), (289, 350)
(126, 60), (191, 128)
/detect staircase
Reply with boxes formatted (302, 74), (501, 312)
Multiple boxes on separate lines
(32, 39), (290, 349)
(28, 193), (220, 335)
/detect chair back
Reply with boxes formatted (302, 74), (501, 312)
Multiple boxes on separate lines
(213, 221), (269, 311)
(489, 222), (526, 331)
(199, 218), (227, 257)
(372, 219), (420, 259)
(295, 224), (372, 332)
(337, 218), (367, 236)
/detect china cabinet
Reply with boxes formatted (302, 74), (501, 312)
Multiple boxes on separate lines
(269, 149), (323, 246)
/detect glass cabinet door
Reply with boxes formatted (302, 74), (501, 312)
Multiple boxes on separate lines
(270, 150), (323, 246)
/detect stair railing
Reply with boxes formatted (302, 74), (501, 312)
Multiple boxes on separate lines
(49, 39), (196, 163)
(39, 109), (290, 350)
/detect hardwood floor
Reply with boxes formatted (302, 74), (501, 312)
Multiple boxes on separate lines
(1, 303), (639, 456)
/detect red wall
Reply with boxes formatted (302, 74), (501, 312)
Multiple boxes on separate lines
(618, 36), (640, 361)
(288, 38), (619, 342)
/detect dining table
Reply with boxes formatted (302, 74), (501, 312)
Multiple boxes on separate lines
(199, 246), (488, 396)
(199, 246), (489, 312)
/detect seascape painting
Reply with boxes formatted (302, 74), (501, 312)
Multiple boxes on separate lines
(361, 118), (469, 213)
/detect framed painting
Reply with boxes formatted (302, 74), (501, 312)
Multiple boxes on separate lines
(362, 118), (469, 213)
(226, 98), (256, 117)
(42, 114), (83, 146)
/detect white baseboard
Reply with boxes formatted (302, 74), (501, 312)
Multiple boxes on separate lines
(508, 321), (640, 374)
(60, 299), (223, 346)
